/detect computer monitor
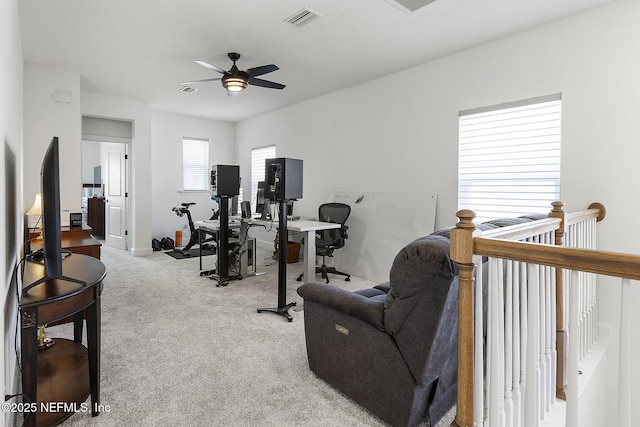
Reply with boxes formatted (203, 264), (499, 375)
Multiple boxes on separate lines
(256, 181), (266, 216)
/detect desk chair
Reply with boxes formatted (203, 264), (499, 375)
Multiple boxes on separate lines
(297, 202), (351, 284)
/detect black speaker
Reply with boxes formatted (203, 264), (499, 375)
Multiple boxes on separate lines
(264, 158), (303, 201)
(240, 201), (251, 218)
(210, 165), (240, 197)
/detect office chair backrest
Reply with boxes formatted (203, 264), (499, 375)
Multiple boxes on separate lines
(318, 203), (351, 249)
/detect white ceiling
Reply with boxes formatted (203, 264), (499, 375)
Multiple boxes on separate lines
(19, 0), (616, 123)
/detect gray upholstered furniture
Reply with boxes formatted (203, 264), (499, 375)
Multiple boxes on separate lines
(297, 214), (547, 426)
(297, 234), (459, 426)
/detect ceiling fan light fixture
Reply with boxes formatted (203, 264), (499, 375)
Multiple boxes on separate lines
(185, 53), (284, 95)
(223, 76), (247, 92)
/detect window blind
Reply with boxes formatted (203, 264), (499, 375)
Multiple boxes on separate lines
(182, 138), (209, 191)
(251, 145), (276, 211)
(458, 95), (561, 222)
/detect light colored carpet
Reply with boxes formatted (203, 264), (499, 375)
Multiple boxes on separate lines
(43, 244), (455, 427)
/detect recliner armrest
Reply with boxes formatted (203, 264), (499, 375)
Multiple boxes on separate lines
(297, 283), (386, 331)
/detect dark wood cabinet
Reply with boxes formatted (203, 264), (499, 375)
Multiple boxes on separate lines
(87, 197), (105, 238)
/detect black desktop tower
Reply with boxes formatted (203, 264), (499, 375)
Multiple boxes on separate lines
(264, 158), (303, 201)
(210, 165), (240, 197)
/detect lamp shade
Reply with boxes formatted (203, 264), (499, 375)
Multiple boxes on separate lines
(27, 193), (43, 216)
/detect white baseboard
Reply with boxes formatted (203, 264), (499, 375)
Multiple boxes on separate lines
(130, 247), (153, 257)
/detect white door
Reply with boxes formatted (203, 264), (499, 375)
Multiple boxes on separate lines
(105, 143), (127, 250)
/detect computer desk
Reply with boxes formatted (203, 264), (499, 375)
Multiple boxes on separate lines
(248, 218), (340, 283)
(195, 218), (341, 283)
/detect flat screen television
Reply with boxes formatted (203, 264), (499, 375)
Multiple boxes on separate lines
(24, 137), (85, 294)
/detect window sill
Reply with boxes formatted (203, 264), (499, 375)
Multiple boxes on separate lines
(179, 190), (210, 195)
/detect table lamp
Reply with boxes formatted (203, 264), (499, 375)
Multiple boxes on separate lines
(27, 193), (43, 238)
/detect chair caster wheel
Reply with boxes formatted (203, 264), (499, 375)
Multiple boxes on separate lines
(345, 277), (350, 281)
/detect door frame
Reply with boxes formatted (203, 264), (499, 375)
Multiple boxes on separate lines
(81, 136), (131, 251)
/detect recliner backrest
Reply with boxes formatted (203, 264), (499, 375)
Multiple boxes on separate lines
(383, 235), (458, 383)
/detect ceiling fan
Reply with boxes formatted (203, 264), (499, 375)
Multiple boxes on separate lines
(180, 52), (285, 96)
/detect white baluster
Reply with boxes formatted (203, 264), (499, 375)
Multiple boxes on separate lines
(519, 262), (528, 427)
(524, 263), (540, 427)
(617, 278), (631, 427)
(512, 261), (522, 427)
(474, 257), (485, 427)
(504, 260), (514, 427)
(566, 270), (580, 427)
(498, 259), (506, 427)
(488, 258), (506, 427)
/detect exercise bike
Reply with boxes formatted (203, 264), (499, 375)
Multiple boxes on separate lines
(172, 202), (218, 256)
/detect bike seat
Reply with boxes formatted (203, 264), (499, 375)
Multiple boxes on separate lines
(181, 202), (195, 207)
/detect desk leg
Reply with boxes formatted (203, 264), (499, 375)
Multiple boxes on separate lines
(239, 221), (248, 278)
(85, 286), (101, 416)
(20, 307), (38, 427)
(303, 230), (316, 283)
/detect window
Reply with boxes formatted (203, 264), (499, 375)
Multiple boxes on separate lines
(182, 138), (209, 191)
(458, 95), (561, 222)
(251, 145), (276, 212)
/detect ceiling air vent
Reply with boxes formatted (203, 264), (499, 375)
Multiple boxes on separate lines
(180, 87), (198, 94)
(284, 7), (321, 27)
(386, 0), (437, 12)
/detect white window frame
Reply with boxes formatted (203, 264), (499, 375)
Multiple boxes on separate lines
(458, 94), (561, 222)
(250, 145), (276, 212)
(182, 137), (209, 192)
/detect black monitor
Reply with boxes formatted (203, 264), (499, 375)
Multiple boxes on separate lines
(23, 137), (85, 294)
(256, 181), (266, 215)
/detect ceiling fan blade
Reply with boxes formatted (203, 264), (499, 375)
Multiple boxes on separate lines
(245, 64), (279, 77)
(179, 77), (222, 85)
(194, 60), (227, 74)
(248, 77), (286, 90)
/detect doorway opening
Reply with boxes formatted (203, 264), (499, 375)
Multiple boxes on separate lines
(81, 116), (131, 251)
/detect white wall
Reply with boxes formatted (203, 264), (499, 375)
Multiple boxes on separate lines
(1, 0), (23, 424)
(150, 111), (235, 243)
(23, 63), (82, 218)
(235, 0), (640, 423)
(81, 141), (101, 184)
(82, 93), (153, 256)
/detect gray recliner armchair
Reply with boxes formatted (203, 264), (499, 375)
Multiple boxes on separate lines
(297, 234), (458, 427)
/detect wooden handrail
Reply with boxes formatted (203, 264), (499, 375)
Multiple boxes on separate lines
(481, 217), (561, 241)
(473, 238), (640, 281)
(565, 202), (606, 226)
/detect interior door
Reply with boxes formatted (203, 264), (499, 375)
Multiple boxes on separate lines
(105, 143), (127, 250)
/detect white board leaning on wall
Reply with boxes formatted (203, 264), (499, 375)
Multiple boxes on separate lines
(325, 191), (437, 283)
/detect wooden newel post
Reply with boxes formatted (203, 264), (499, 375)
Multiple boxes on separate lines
(549, 201), (567, 400)
(451, 210), (477, 427)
